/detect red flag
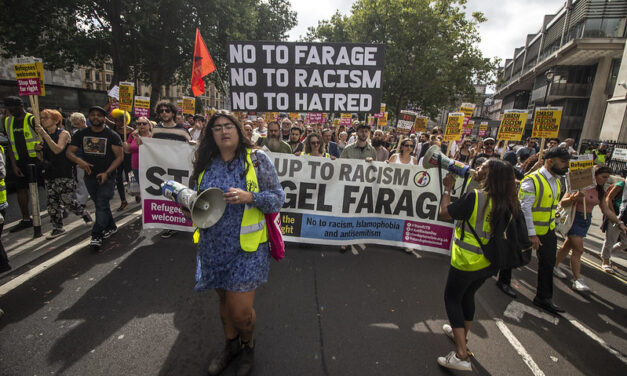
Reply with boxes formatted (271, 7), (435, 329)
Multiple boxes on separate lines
(191, 28), (216, 97)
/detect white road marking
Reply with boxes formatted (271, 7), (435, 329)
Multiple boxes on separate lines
(504, 301), (559, 325)
(0, 212), (140, 298)
(351, 245), (359, 255)
(356, 244), (366, 250)
(566, 316), (627, 366)
(411, 250), (422, 259)
(411, 322), (429, 333)
(494, 318), (545, 376)
(369, 323), (399, 330)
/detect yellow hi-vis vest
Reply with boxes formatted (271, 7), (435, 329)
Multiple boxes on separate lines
(518, 171), (560, 235)
(593, 150), (606, 165)
(0, 145), (6, 205)
(193, 149), (268, 251)
(4, 113), (38, 160)
(451, 189), (492, 271)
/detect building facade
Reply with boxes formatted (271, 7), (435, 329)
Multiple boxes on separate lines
(493, 0), (627, 144)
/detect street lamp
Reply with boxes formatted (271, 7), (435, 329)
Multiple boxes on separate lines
(543, 69), (554, 105)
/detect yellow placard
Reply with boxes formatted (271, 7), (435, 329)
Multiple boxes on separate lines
(264, 112), (278, 122)
(413, 116), (428, 133)
(380, 103), (386, 114)
(289, 112), (300, 120)
(118, 82), (134, 112)
(497, 110), (528, 141)
(443, 112), (464, 142)
(532, 107), (562, 138)
(569, 159), (594, 171)
(340, 113), (353, 125)
(134, 96), (150, 109)
(378, 112), (388, 127)
(182, 96), (195, 115)
(176, 100), (183, 112)
(478, 122), (489, 137)
(14, 61), (45, 96)
(333, 118), (340, 126)
(459, 102), (475, 118)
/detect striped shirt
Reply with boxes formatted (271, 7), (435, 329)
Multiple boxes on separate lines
(152, 123), (190, 142)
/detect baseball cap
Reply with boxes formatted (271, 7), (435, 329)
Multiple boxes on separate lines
(3, 96), (23, 107)
(88, 106), (107, 115)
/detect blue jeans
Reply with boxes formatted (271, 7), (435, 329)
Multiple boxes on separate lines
(84, 175), (116, 238)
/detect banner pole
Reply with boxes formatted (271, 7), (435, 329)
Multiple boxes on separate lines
(582, 190), (587, 220)
(538, 138), (546, 161)
(500, 141), (507, 159)
(28, 95), (43, 142)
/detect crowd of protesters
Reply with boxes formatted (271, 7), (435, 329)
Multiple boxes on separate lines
(1, 97), (626, 373)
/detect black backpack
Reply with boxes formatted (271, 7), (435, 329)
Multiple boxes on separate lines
(465, 209), (532, 270)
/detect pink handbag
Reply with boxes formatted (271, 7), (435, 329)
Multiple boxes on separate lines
(265, 212), (285, 261)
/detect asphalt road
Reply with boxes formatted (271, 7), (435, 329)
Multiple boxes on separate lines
(0, 217), (626, 376)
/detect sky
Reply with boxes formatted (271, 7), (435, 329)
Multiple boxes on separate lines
(287, 0), (567, 64)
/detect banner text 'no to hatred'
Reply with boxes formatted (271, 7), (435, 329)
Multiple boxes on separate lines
(228, 42), (385, 113)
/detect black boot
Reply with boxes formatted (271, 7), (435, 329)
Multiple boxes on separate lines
(208, 336), (240, 376)
(236, 338), (254, 376)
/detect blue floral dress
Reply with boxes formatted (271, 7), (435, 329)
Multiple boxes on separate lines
(195, 150), (284, 292)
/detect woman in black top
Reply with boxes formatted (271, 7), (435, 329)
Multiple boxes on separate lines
(36, 109), (91, 239)
(112, 111), (134, 211)
(453, 139), (472, 163)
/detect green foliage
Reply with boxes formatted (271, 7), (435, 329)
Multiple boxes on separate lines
(305, 0), (499, 119)
(0, 0), (297, 109)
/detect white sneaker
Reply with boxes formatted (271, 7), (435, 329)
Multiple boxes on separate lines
(442, 324), (454, 341)
(553, 266), (567, 279)
(572, 278), (590, 291)
(437, 351), (472, 371)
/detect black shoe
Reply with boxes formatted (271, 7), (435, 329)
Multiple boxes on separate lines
(160, 229), (177, 239)
(103, 227), (118, 239)
(236, 339), (254, 376)
(0, 264), (11, 273)
(208, 337), (241, 376)
(82, 212), (93, 223)
(533, 297), (565, 314)
(89, 237), (103, 252)
(9, 219), (33, 233)
(496, 281), (517, 298)
(62, 210), (69, 219)
(46, 228), (66, 240)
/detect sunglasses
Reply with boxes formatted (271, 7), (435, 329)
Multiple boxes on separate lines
(484, 142), (494, 146)
(404, 144), (415, 148)
(158, 108), (172, 113)
(136, 122), (149, 125)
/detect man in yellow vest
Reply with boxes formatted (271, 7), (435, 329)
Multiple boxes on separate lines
(0, 144), (11, 273)
(2, 96), (40, 233)
(519, 147), (570, 314)
(593, 142), (609, 166)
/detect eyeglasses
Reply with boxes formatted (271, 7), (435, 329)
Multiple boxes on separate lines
(158, 108), (172, 113)
(136, 122), (149, 125)
(211, 123), (236, 133)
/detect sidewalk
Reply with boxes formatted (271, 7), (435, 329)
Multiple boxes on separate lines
(1, 192), (142, 281)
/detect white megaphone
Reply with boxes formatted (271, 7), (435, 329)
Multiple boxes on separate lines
(422, 145), (474, 178)
(161, 180), (226, 228)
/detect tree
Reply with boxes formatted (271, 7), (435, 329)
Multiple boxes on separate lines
(305, 0), (498, 121)
(0, 0), (297, 113)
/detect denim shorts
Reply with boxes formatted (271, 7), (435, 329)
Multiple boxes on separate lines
(567, 211), (592, 237)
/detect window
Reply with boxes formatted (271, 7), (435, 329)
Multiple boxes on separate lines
(85, 69), (92, 80)
(95, 72), (101, 81)
(106, 74), (111, 82)
(105, 63), (112, 70)
(584, 18), (627, 38)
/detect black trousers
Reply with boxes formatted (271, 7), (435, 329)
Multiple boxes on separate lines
(444, 266), (492, 328)
(498, 268), (512, 285)
(0, 208), (8, 268)
(536, 230), (558, 300)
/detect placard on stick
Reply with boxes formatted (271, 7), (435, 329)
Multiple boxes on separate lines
(532, 107), (562, 139)
(497, 109), (528, 141)
(443, 112), (464, 142)
(397, 111), (416, 135)
(182, 96), (196, 115)
(566, 155), (595, 192)
(227, 41), (385, 112)
(118, 82), (134, 112)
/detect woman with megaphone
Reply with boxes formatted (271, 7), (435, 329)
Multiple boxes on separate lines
(437, 158), (520, 372)
(189, 110), (285, 376)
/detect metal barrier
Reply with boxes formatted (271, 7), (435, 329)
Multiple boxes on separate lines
(580, 139), (627, 176)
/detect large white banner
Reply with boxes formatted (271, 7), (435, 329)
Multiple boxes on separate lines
(139, 138), (456, 255)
